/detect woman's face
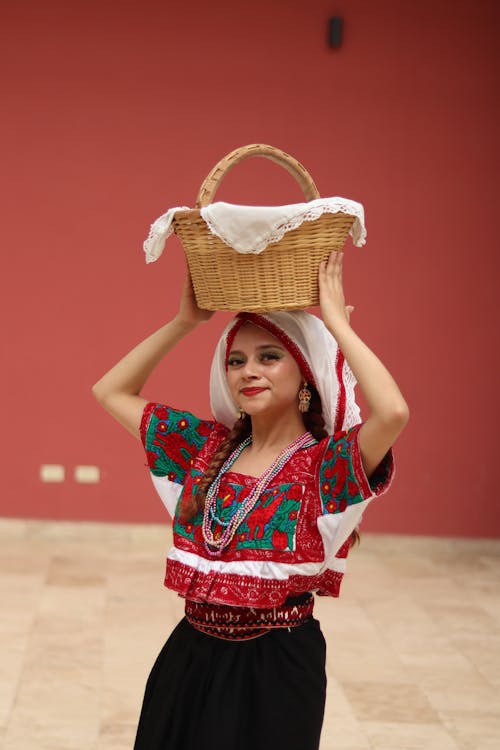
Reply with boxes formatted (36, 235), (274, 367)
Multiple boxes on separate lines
(226, 323), (303, 417)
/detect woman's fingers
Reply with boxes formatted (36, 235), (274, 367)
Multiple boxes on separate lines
(177, 269), (214, 324)
(333, 250), (343, 273)
(319, 250), (353, 326)
(323, 250), (343, 278)
(323, 251), (343, 286)
(320, 251), (342, 275)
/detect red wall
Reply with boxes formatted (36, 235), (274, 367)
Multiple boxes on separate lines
(2, 0), (499, 536)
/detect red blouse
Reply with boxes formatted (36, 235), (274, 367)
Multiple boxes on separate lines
(141, 402), (394, 608)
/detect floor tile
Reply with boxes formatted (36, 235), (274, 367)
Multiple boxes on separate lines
(1, 520), (498, 750)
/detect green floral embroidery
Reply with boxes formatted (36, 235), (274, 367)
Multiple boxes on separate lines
(175, 478), (303, 552)
(145, 404), (212, 482)
(319, 432), (363, 514)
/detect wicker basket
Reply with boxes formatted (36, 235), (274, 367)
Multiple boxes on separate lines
(173, 144), (356, 312)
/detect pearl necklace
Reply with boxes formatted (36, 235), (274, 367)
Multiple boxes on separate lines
(202, 431), (316, 557)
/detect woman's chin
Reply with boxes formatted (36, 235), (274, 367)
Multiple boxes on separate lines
(245, 403), (298, 420)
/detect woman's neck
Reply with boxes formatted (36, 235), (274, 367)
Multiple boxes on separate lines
(248, 412), (307, 453)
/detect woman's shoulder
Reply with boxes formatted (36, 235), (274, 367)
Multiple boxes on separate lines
(141, 401), (229, 478)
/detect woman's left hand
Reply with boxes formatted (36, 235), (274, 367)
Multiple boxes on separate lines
(318, 250), (354, 331)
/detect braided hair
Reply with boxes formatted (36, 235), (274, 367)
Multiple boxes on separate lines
(178, 415), (251, 522)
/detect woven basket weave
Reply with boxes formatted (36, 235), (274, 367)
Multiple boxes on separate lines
(173, 144), (356, 312)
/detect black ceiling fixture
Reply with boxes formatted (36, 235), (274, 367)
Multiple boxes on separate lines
(328, 17), (343, 48)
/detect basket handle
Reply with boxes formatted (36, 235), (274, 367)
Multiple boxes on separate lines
(195, 143), (320, 208)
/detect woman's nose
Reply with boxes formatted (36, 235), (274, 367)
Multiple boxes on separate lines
(241, 357), (260, 378)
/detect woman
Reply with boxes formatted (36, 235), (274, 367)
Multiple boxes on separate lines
(92, 251), (409, 750)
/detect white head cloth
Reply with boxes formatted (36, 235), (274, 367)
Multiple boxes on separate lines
(209, 310), (361, 434)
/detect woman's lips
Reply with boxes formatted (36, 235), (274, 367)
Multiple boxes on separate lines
(240, 387), (267, 396)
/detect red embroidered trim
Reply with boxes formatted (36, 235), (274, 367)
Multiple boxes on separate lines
(188, 623), (270, 640)
(164, 558), (343, 607)
(225, 313), (317, 387)
(334, 349), (346, 432)
(140, 402), (156, 447)
(185, 595), (314, 640)
(371, 450), (395, 494)
(336, 538), (351, 560)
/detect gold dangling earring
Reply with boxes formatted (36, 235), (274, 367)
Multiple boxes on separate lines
(238, 408), (246, 421)
(298, 381), (311, 413)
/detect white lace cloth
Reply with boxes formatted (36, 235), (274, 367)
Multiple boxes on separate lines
(143, 197), (367, 263)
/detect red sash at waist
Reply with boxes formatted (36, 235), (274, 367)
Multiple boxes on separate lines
(185, 594), (314, 641)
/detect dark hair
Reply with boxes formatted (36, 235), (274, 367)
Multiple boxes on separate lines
(179, 383), (359, 547)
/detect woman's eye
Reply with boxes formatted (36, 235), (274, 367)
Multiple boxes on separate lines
(227, 357), (244, 367)
(260, 352), (281, 362)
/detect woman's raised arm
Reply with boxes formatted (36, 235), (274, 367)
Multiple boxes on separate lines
(318, 251), (409, 477)
(91, 274), (213, 439)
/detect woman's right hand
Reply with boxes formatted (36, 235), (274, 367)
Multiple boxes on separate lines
(176, 271), (215, 327)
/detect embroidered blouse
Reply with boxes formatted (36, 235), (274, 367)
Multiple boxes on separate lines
(141, 402), (394, 608)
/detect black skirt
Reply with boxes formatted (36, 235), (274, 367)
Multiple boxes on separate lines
(133, 599), (327, 750)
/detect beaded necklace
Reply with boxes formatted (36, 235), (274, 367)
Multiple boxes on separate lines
(202, 431), (316, 557)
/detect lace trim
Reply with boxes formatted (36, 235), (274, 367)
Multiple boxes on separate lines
(143, 198), (367, 263)
(143, 206), (190, 263)
(199, 198), (366, 254)
(238, 198), (367, 253)
(342, 357), (361, 429)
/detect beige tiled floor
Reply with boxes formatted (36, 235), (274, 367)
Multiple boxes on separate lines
(1, 519), (499, 750)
